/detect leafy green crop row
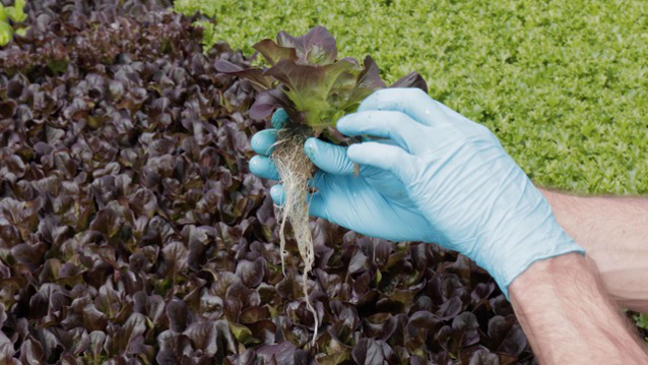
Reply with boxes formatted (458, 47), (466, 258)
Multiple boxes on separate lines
(175, 0), (648, 195)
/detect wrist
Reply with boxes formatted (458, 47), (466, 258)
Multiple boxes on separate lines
(509, 252), (586, 301)
(508, 252), (648, 364)
(489, 244), (585, 299)
(475, 217), (585, 299)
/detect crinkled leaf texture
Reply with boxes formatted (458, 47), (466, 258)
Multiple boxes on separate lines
(254, 26), (336, 66)
(217, 26), (427, 138)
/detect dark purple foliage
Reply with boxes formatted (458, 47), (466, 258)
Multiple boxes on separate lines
(0, 0), (543, 363)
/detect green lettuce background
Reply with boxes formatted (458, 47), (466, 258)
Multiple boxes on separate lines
(175, 0), (648, 194)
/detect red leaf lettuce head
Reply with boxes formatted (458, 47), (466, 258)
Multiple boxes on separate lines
(216, 26), (428, 138)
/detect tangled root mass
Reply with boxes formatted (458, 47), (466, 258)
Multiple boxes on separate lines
(273, 128), (319, 345)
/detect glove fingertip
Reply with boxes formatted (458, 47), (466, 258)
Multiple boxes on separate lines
(251, 129), (277, 156)
(335, 115), (356, 136)
(249, 155), (279, 180)
(346, 144), (365, 162)
(271, 108), (289, 129)
(305, 138), (355, 175)
(270, 184), (286, 206)
(303, 137), (319, 162)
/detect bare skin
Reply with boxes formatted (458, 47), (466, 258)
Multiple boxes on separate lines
(510, 253), (648, 364)
(539, 188), (648, 312)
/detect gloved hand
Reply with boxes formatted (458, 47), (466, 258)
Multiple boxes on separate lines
(250, 109), (437, 243)
(250, 89), (585, 297)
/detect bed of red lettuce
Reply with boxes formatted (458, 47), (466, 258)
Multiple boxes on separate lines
(0, 1), (555, 363)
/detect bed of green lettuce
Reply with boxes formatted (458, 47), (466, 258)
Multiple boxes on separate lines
(175, 0), (648, 195)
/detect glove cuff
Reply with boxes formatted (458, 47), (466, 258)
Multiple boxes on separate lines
(493, 242), (586, 299)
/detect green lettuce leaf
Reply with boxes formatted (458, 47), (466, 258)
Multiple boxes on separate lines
(6, 0), (26, 23)
(0, 21), (13, 46)
(0, 5), (7, 23)
(264, 58), (357, 131)
(14, 27), (27, 37)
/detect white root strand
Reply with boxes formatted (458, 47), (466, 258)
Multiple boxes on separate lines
(274, 133), (319, 346)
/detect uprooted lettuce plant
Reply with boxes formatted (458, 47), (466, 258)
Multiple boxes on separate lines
(216, 26), (428, 344)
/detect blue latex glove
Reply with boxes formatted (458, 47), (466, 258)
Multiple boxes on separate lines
(250, 90), (584, 297)
(250, 109), (437, 243)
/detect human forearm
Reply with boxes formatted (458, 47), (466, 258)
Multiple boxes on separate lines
(510, 253), (648, 364)
(540, 188), (648, 311)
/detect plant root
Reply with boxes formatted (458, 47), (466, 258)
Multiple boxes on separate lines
(273, 128), (319, 346)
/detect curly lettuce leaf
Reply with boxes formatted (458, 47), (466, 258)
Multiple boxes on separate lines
(275, 26), (337, 65)
(217, 26), (427, 138)
(214, 59), (274, 91)
(327, 56), (386, 124)
(252, 26), (336, 67)
(252, 39), (297, 66)
(264, 58), (357, 131)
